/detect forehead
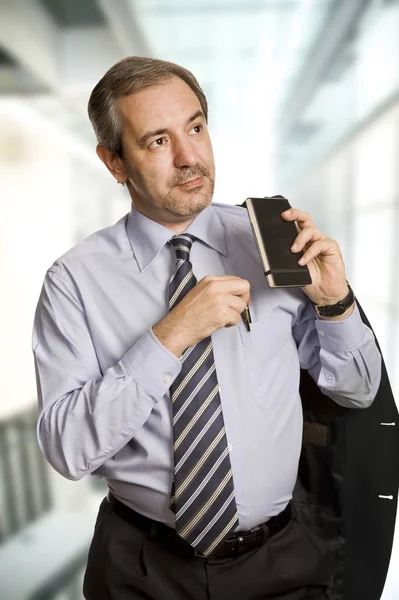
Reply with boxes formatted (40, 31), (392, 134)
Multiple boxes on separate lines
(119, 76), (202, 136)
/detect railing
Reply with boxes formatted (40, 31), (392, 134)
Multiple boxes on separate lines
(0, 407), (51, 542)
(0, 406), (96, 600)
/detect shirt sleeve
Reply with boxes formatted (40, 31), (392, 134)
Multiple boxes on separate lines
(33, 268), (182, 481)
(292, 301), (382, 408)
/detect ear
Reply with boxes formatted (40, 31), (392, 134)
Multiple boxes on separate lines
(96, 143), (127, 184)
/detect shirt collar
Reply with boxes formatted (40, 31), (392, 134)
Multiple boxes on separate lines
(126, 203), (228, 273)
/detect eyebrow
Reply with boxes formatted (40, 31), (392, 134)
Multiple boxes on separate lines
(137, 110), (205, 147)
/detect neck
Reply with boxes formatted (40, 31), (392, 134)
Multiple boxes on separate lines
(131, 203), (196, 233)
(164, 218), (195, 233)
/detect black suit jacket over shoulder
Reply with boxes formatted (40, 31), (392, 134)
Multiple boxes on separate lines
(295, 302), (399, 600)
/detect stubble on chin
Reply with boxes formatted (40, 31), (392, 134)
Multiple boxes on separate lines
(164, 171), (215, 217)
(163, 185), (214, 217)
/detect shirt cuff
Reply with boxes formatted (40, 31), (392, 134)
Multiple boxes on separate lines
(313, 303), (368, 352)
(120, 328), (182, 401)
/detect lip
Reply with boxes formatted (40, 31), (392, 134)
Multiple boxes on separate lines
(178, 177), (203, 188)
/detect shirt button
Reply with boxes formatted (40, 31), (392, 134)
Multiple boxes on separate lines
(227, 443), (233, 452)
(318, 330), (325, 337)
(164, 375), (171, 384)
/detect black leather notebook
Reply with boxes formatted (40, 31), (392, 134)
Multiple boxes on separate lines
(245, 196), (312, 288)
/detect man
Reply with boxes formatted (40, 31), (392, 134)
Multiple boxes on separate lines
(33, 57), (382, 600)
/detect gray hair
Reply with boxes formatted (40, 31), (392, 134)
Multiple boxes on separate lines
(88, 56), (208, 158)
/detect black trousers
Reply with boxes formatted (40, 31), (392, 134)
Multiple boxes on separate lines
(83, 497), (332, 600)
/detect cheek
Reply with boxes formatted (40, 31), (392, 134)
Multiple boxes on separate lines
(128, 155), (170, 192)
(142, 161), (173, 191)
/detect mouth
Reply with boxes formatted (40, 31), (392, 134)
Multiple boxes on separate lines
(177, 176), (203, 189)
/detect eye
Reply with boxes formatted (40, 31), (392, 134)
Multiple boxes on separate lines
(149, 137), (165, 148)
(189, 124), (202, 135)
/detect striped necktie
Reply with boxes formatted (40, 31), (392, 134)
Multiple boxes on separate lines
(168, 233), (238, 556)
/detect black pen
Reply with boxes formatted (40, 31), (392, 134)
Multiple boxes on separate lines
(242, 306), (252, 332)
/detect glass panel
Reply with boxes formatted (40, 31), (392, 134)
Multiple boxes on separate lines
(352, 108), (399, 209)
(354, 5), (399, 122)
(278, 1), (399, 187)
(350, 208), (396, 310)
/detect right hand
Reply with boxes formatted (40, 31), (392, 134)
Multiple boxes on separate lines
(152, 275), (251, 357)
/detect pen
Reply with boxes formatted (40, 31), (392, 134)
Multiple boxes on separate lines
(242, 306), (252, 332)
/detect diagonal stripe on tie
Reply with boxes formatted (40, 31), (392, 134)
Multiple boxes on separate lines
(178, 469), (234, 538)
(173, 384), (219, 450)
(171, 341), (213, 403)
(168, 233), (238, 556)
(176, 446), (230, 519)
(169, 268), (195, 308)
(170, 427), (227, 505)
(174, 404), (223, 472)
(173, 364), (216, 425)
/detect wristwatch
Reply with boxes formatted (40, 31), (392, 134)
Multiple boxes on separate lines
(314, 284), (355, 318)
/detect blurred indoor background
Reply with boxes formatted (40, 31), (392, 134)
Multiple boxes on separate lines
(0, 0), (398, 598)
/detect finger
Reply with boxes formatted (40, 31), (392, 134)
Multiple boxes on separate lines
(229, 287), (251, 307)
(201, 275), (250, 292)
(298, 238), (338, 265)
(201, 275), (244, 284)
(291, 226), (326, 252)
(224, 309), (242, 328)
(227, 295), (248, 315)
(235, 289), (251, 307)
(222, 278), (251, 297)
(281, 208), (315, 229)
(201, 276), (250, 299)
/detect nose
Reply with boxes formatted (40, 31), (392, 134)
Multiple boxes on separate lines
(173, 136), (199, 169)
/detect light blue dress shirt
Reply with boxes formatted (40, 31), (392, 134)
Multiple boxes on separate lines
(33, 203), (381, 531)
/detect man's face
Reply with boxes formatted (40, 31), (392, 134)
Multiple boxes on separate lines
(119, 76), (215, 228)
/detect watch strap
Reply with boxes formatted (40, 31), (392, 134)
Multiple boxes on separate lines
(315, 284), (355, 318)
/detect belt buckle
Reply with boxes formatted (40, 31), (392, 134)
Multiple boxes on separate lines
(236, 534), (246, 556)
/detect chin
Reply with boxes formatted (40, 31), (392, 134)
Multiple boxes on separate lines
(166, 189), (213, 218)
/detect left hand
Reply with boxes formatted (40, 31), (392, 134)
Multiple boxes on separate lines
(282, 208), (349, 306)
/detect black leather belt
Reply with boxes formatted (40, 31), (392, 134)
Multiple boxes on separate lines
(108, 494), (292, 559)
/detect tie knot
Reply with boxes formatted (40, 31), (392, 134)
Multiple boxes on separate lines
(170, 234), (196, 261)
